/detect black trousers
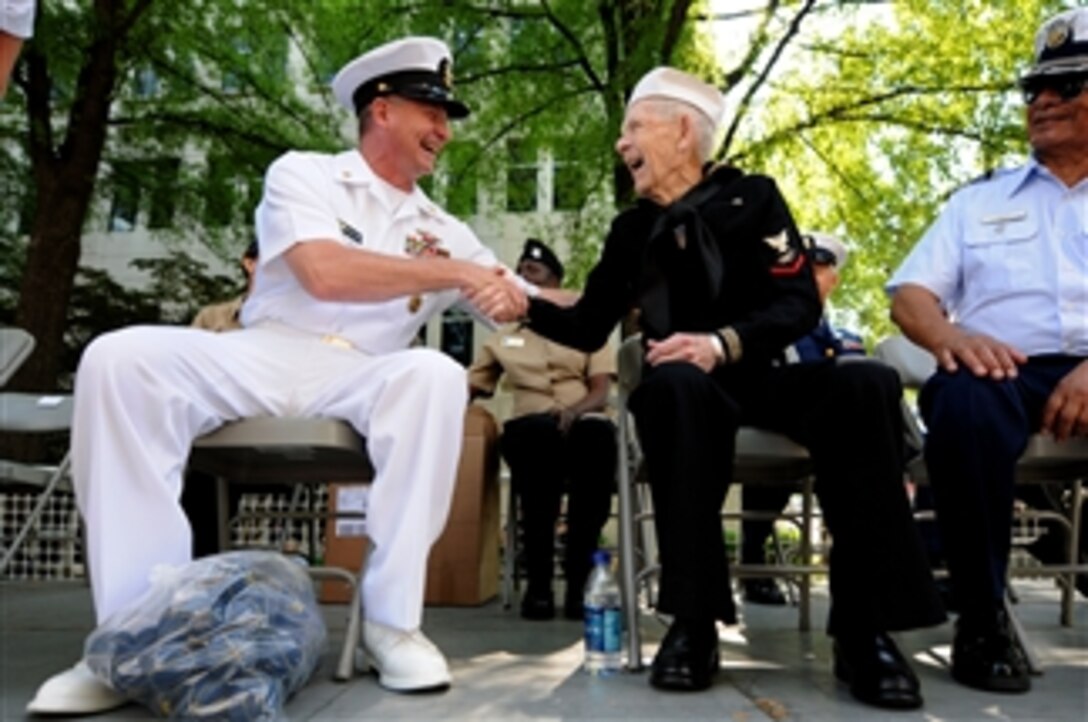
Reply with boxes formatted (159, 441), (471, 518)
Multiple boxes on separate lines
(501, 412), (617, 596)
(629, 358), (944, 635)
(920, 356), (1084, 623)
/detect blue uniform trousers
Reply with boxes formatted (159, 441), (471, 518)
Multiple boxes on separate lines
(919, 355), (1083, 623)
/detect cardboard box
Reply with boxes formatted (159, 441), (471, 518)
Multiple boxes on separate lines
(319, 407), (501, 606)
(424, 405), (501, 606)
(320, 483), (370, 603)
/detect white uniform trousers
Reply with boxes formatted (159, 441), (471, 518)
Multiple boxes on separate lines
(72, 324), (466, 630)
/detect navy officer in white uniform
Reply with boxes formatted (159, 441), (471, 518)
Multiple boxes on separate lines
(28, 36), (527, 715)
(888, 7), (1088, 695)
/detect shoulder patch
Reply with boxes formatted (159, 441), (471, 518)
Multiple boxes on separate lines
(764, 229), (804, 276)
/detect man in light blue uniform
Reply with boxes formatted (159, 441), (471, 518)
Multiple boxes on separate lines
(888, 7), (1088, 695)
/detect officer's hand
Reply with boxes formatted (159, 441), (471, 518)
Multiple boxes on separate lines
(645, 333), (718, 372)
(1041, 360), (1088, 441)
(934, 330), (1026, 380)
(554, 407), (579, 434)
(462, 265), (528, 322)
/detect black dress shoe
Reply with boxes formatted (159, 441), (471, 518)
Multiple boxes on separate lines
(951, 612), (1031, 693)
(833, 632), (922, 710)
(742, 578), (787, 606)
(520, 588), (555, 620)
(649, 618), (719, 692)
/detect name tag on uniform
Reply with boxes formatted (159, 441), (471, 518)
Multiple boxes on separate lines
(501, 336), (525, 348)
(338, 218), (364, 245)
(980, 211), (1027, 225)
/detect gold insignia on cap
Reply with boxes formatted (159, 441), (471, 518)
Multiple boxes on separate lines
(438, 58), (453, 89)
(377, 81), (391, 93)
(1046, 19), (1071, 49)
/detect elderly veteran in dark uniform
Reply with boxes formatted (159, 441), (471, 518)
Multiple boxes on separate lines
(469, 239), (616, 621)
(28, 36), (528, 716)
(525, 66), (943, 709)
(889, 7), (1088, 695)
(740, 231), (865, 606)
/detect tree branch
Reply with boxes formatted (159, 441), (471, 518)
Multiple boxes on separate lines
(722, 0), (818, 155)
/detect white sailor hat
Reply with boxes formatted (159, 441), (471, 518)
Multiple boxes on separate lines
(805, 232), (848, 268)
(627, 67), (725, 129)
(330, 36), (469, 118)
(1022, 8), (1088, 79)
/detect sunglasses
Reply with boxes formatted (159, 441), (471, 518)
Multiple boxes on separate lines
(1019, 73), (1088, 105)
(810, 248), (837, 267)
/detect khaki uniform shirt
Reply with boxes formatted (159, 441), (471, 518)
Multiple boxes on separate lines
(191, 295), (245, 332)
(468, 324), (616, 419)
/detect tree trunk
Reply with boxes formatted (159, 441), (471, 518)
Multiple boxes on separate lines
(10, 1), (124, 394)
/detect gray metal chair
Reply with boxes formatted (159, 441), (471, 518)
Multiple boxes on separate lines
(1, 327), (36, 385)
(0, 327), (76, 575)
(188, 417), (374, 681)
(614, 336), (820, 671)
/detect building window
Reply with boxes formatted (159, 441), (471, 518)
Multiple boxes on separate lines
(506, 138), (538, 213)
(147, 158), (180, 229)
(443, 142), (478, 217)
(553, 157), (589, 211)
(108, 163), (140, 232)
(440, 308), (474, 367)
(132, 65), (161, 98)
(203, 157), (237, 228)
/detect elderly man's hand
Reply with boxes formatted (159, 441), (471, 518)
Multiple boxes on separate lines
(461, 265), (528, 323)
(1041, 360), (1088, 441)
(933, 330), (1027, 380)
(645, 333), (719, 372)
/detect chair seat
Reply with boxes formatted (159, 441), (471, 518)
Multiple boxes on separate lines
(189, 417), (373, 484)
(0, 393), (73, 433)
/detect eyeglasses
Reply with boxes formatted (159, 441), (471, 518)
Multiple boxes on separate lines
(1019, 73), (1088, 105)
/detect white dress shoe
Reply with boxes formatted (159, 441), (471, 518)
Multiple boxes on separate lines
(26, 661), (128, 715)
(362, 620), (451, 692)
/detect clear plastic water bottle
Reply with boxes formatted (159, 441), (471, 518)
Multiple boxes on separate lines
(583, 549), (623, 676)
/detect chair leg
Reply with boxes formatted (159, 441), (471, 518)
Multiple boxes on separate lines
(1004, 592), (1042, 676)
(216, 476), (231, 552)
(616, 407), (644, 671)
(502, 477), (517, 610)
(798, 475), (813, 633)
(1062, 479), (1083, 627)
(0, 452), (72, 576)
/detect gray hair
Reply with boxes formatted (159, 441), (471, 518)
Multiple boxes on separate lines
(639, 97), (718, 161)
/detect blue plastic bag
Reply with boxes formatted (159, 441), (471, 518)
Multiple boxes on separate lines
(85, 550), (327, 721)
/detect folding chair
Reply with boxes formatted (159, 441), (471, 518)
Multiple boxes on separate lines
(0, 327), (76, 576)
(874, 334), (1088, 672)
(614, 336), (821, 671)
(187, 417), (374, 681)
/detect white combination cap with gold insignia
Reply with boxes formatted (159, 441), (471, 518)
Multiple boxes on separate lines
(331, 36), (470, 118)
(1023, 7), (1088, 79)
(627, 67), (725, 130)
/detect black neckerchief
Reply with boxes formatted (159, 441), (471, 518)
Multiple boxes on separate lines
(637, 165), (743, 340)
